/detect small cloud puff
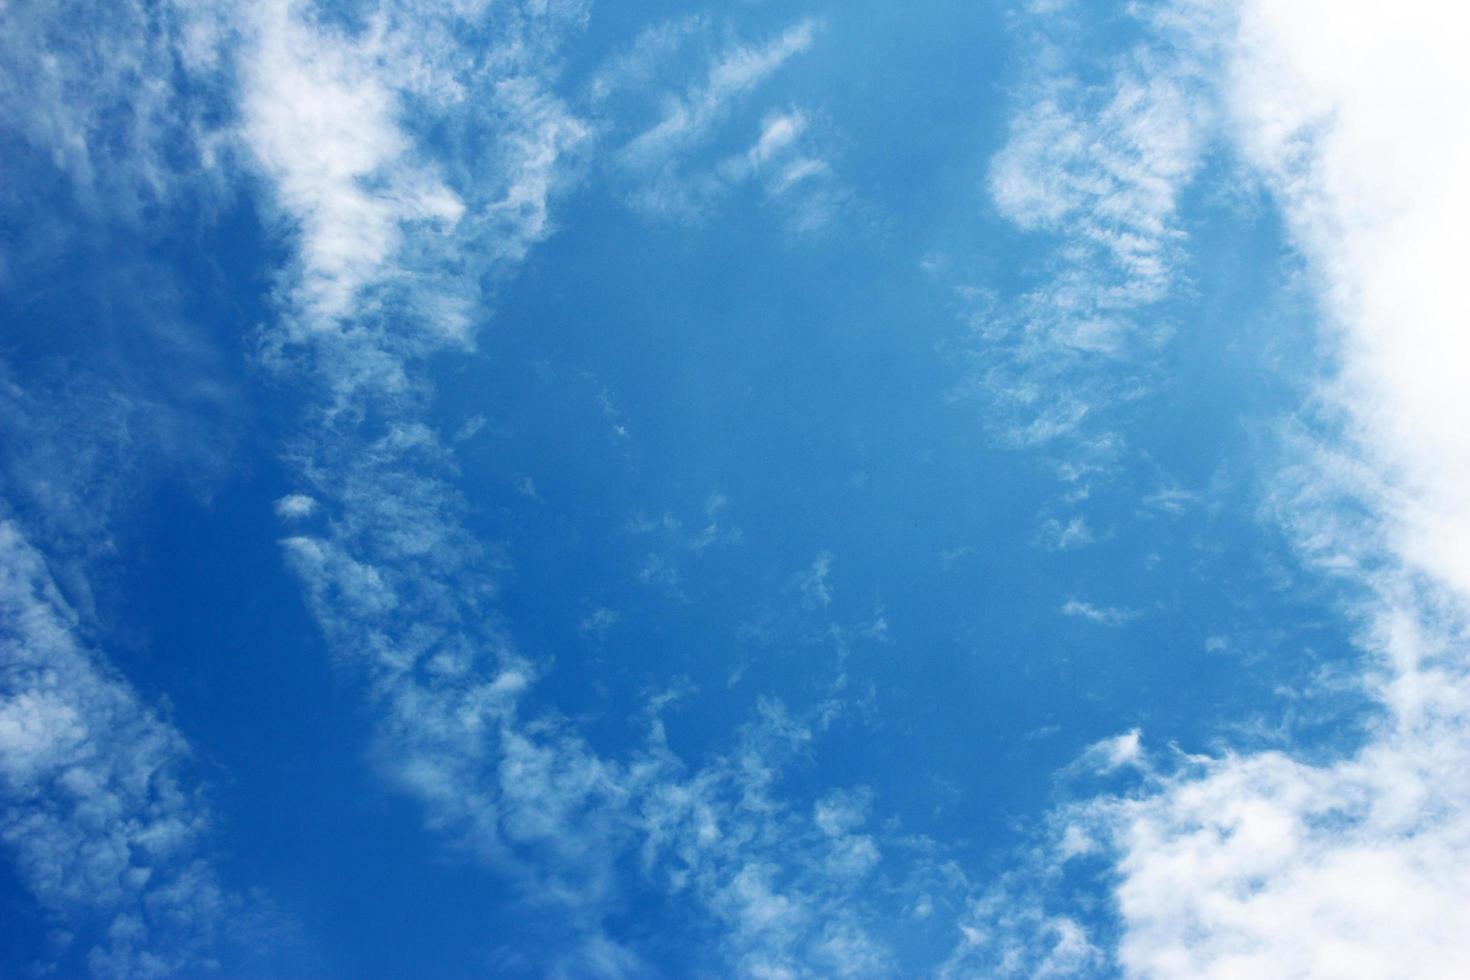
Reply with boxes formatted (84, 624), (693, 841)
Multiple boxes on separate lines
(1060, 599), (1138, 627)
(273, 493), (317, 520)
(1038, 515), (1096, 551)
(513, 474), (540, 500)
(799, 551), (834, 609)
(578, 607), (621, 642)
(1068, 728), (1146, 777)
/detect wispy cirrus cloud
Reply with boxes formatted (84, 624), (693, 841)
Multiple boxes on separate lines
(0, 0), (237, 225)
(616, 17), (818, 166)
(948, 3), (1223, 456)
(589, 14), (844, 230)
(238, 0), (621, 948)
(719, 108), (847, 234)
(239, 11), (993, 955)
(628, 492), (744, 600)
(240, 2), (943, 971)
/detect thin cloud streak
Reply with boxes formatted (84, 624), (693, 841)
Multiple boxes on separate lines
(593, 15), (841, 229)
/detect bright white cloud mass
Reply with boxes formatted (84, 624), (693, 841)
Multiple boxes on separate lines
(2, 0), (1468, 976)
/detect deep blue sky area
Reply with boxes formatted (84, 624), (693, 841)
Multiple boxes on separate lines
(0, 1), (1401, 977)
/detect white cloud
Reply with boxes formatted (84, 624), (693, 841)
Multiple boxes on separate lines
(0, 360), (236, 597)
(1060, 599), (1139, 627)
(0, 0), (236, 221)
(8, 0), (974, 973)
(586, 14), (708, 106)
(1037, 515), (1096, 551)
(1086, 3), (1470, 975)
(0, 257), (262, 976)
(238, 1), (627, 941)
(13, 1), (1467, 975)
(577, 607), (621, 642)
(954, 5), (1223, 455)
(707, 108), (845, 231)
(619, 18), (818, 169)
(1075, 728), (1145, 774)
(988, 2), (1470, 977)
(595, 16), (840, 228)
(513, 475), (540, 500)
(273, 494), (317, 520)
(242, 0), (588, 377)
(747, 111), (806, 169)
(627, 495), (744, 597)
(1141, 485), (1196, 516)
(242, 0), (464, 335)
(0, 518), (242, 977)
(799, 551), (835, 609)
(240, 4), (940, 971)
(942, 889), (1103, 980)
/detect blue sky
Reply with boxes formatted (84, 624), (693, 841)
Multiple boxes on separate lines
(2, 1), (1468, 977)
